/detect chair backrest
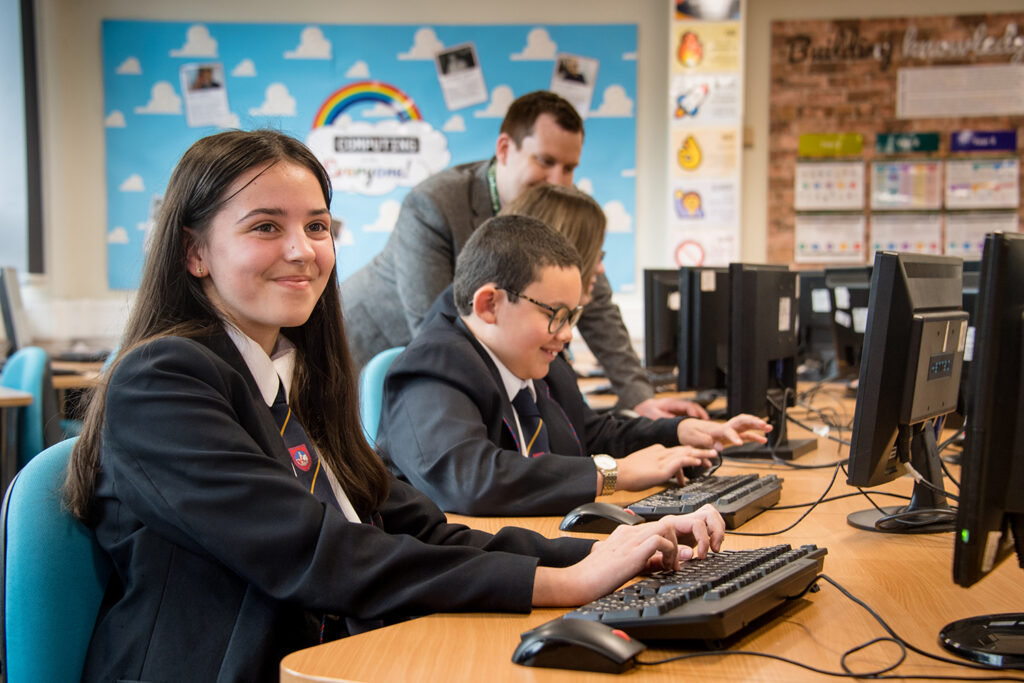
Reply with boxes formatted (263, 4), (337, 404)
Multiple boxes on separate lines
(1, 347), (62, 469)
(358, 346), (405, 444)
(1, 437), (111, 682)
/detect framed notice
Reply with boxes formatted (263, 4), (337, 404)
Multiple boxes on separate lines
(870, 160), (942, 210)
(794, 161), (864, 210)
(945, 158), (1020, 210)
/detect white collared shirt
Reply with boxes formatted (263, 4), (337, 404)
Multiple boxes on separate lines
(473, 335), (537, 458)
(223, 324), (362, 523)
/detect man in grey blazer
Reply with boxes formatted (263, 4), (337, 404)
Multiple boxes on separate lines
(341, 91), (705, 418)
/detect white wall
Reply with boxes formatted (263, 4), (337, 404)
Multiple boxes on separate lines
(31, 0), (1023, 344)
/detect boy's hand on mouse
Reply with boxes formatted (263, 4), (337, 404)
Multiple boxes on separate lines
(677, 413), (771, 451)
(615, 444), (718, 491)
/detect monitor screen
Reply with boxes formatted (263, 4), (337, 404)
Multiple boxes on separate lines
(725, 263), (816, 460)
(940, 233), (1024, 669)
(796, 270), (835, 380)
(0, 266), (31, 356)
(676, 267), (729, 393)
(643, 269), (680, 371)
(846, 252), (967, 533)
(824, 266), (871, 379)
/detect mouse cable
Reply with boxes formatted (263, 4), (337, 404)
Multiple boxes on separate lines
(637, 573), (1024, 681)
(726, 462), (840, 537)
(770, 490), (910, 510)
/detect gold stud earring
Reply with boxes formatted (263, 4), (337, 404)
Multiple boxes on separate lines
(197, 265), (203, 275)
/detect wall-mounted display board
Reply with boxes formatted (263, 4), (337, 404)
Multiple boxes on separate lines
(770, 13), (1023, 265)
(666, 0), (743, 268)
(870, 160), (943, 210)
(945, 158), (1020, 209)
(102, 21), (637, 290)
(794, 161), (864, 211)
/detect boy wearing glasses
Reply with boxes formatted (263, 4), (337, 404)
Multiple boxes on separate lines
(377, 215), (770, 516)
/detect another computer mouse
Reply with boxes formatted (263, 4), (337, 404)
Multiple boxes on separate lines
(512, 618), (646, 673)
(559, 501), (644, 533)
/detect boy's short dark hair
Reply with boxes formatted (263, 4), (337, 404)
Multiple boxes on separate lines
(499, 91), (584, 147)
(453, 215), (582, 316)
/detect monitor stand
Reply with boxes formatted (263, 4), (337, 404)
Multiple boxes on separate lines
(847, 421), (956, 533)
(722, 392), (816, 460)
(939, 613), (1024, 669)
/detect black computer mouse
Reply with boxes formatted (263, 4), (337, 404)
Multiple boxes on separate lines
(559, 501), (644, 533)
(512, 618), (646, 673)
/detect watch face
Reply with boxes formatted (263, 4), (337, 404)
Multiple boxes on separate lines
(593, 454), (615, 470)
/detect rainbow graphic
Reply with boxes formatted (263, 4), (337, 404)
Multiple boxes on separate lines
(312, 80), (422, 128)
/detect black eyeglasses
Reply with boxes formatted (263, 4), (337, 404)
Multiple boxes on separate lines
(503, 288), (584, 334)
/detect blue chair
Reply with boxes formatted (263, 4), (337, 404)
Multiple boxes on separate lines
(1, 437), (111, 681)
(359, 346), (404, 444)
(0, 347), (63, 470)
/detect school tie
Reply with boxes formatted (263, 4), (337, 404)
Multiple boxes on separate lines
(512, 387), (550, 457)
(269, 381), (341, 511)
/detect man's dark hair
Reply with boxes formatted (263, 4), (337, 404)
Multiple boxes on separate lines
(499, 91), (584, 147)
(453, 214), (582, 316)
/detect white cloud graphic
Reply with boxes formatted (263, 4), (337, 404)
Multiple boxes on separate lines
(363, 200), (402, 233)
(442, 115), (466, 132)
(306, 119), (451, 196)
(474, 85), (515, 118)
(248, 83), (296, 116)
(217, 112), (241, 129)
(510, 28), (557, 60)
(105, 110), (126, 128)
(285, 26), (331, 59)
(334, 226), (355, 247)
(622, 51), (637, 61)
(603, 201), (633, 233)
(170, 25), (217, 57)
(621, 168), (636, 178)
(231, 59), (256, 77)
(346, 60), (370, 78)
(589, 85), (634, 118)
(576, 178), (594, 195)
(107, 227), (129, 244)
(119, 175), (145, 192)
(398, 27), (444, 60)
(134, 81), (181, 114)
(361, 102), (399, 119)
(115, 57), (141, 75)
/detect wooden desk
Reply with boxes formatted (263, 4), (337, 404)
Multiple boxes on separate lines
(0, 387), (33, 495)
(281, 389), (1023, 682)
(51, 361), (102, 390)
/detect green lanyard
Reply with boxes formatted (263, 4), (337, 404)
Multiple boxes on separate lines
(486, 158), (501, 215)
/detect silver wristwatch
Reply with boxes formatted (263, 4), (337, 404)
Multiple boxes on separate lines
(592, 454), (618, 496)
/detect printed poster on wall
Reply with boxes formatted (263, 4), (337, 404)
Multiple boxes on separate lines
(666, 1), (743, 267)
(102, 21), (637, 291)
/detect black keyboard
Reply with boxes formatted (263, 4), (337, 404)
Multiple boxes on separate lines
(627, 473), (783, 529)
(52, 349), (110, 363)
(556, 543), (827, 642)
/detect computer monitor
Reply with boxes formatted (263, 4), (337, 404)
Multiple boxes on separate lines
(939, 232), (1024, 668)
(643, 269), (680, 372)
(676, 267), (728, 393)
(824, 266), (871, 379)
(0, 266), (31, 356)
(953, 260), (981, 423)
(795, 270), (835, 380)
(725, 263), (816, 460)
(846, 252), (968, 533)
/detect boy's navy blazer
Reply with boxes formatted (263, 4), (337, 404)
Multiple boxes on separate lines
(379, 310), (683, 516)
(82, 332), (592, 683)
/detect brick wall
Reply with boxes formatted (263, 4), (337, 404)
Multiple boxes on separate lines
(768, 13), (1024, 265)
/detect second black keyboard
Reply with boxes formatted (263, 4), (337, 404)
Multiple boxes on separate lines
(627, 473), (782, 529)
(554, 543), (827, 642)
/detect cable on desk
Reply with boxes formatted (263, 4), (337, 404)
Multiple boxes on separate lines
(839, 463), (959, 531)
(636, 573), (1024, 681)
(770, 490), (910, 510)
(727, 463), (841, 537)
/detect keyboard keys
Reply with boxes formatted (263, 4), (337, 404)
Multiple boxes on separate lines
(627, 474), (783, 529)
